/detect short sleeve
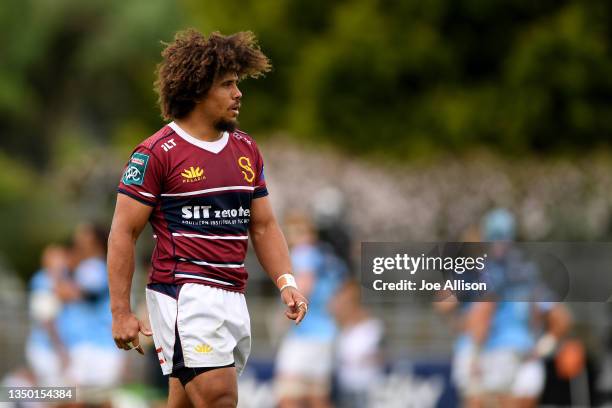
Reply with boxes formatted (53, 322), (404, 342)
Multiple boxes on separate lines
(117, 147), (163, 206)
(252, 144), (268, 199)
(29, 270), (49, 292)
(291, 246), (323, 277)
(74, 259), (108, 295)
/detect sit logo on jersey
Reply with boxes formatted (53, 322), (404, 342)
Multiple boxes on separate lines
(122, 153), (149, 186)
(238, 156), (255, 183)
(181, 166), (205, 183)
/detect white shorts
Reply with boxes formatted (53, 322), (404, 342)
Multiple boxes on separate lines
(275, 337), (333, 379)
(25, 343), (65, 387)
(511, 359), (545, 397)
(146, 283), (251, 376)
(453, 348), (545, 397)
(275, 337), (334, 398)
(67, 344), (125, 387)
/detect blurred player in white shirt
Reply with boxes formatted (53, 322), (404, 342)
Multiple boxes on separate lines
(330, 279), (384, 408)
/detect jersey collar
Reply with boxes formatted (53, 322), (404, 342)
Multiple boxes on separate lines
(168, 121), (229, 154)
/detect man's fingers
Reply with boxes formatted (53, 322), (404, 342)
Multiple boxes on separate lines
(285, 308), (306, 324)
(114, 337), (146, 354)
(114, 338), (130, 350)
(280, 288), (308, 323)
(139, 320), (153, 336)
(127, 339), (146, 355)
(285, 300), (308, 324)
(295, 302), (307, 325)
(285, 310), (299, 320)
(296, 308), (306, 325)
(113, 314), (150, 353)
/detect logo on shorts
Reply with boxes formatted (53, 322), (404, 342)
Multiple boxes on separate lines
(181, 166), (205, 183)
(122, 152), (149, 186)
(238, 156), (255, 183)
(195, 343), (213, 353)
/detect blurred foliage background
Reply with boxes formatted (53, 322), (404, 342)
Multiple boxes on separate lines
(2, 0), (612, 278)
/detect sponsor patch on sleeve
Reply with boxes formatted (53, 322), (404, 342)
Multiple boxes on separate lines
(122, 152), (150, 186)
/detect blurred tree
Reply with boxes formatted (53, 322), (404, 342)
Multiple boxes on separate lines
(0, 0), (184, 168)
(3, 0), (612, 163)
(180, 0), (612, 156)
(0, 0), (184, 276)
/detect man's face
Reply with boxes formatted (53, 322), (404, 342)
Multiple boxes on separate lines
(200, 72), (242, 132)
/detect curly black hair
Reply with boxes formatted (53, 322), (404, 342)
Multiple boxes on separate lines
(155, 29), (272, 120)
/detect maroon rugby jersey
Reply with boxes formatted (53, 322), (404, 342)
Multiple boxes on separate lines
(117, 121), (268, 293)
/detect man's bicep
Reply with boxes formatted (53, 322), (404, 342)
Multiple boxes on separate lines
(111, 193), (154, 238)
(249, 196), (276, 233)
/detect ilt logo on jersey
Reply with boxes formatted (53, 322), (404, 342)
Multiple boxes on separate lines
(238, 156), (255, 183)
(181, 166), (205, 183)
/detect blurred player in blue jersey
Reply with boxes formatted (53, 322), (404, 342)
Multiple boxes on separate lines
(454, 209), (571, 408)
(55, 224), (124, 395)
(275, 212), (346, 408)
(26, 244), (70, 386)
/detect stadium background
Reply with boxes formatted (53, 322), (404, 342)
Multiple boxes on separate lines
(1, 0), (612, 406)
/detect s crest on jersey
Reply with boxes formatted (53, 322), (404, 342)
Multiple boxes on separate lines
(122, 152), (149, 185)
(238, 156), (255, 183)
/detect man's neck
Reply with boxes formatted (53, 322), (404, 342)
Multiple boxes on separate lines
(174, 114), (223, 142)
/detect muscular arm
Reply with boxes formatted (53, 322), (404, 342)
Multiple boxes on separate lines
(466, 301), (496, 346)
(249, 196), (308, 323)
(248, 196), (292, 281)
(43, 320), (70, 368)
(547, 303), (572, 339)
(107, 194), (153, 352)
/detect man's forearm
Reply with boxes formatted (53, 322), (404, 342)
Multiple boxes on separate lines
(468, 301), (495, 345)
(107, 229), (137, 315)
(250, 221), (292, 282)
(44, 320), (67, 357)
(251, 214), (308, 324)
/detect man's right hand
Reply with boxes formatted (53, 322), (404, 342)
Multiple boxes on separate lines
(280, 287), (308, 325)
(112, 311), (152, 355)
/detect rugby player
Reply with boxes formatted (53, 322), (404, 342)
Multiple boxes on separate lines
(107, 29), (308, 408)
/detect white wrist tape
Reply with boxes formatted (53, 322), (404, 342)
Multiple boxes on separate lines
(276, 273), (298, 292)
